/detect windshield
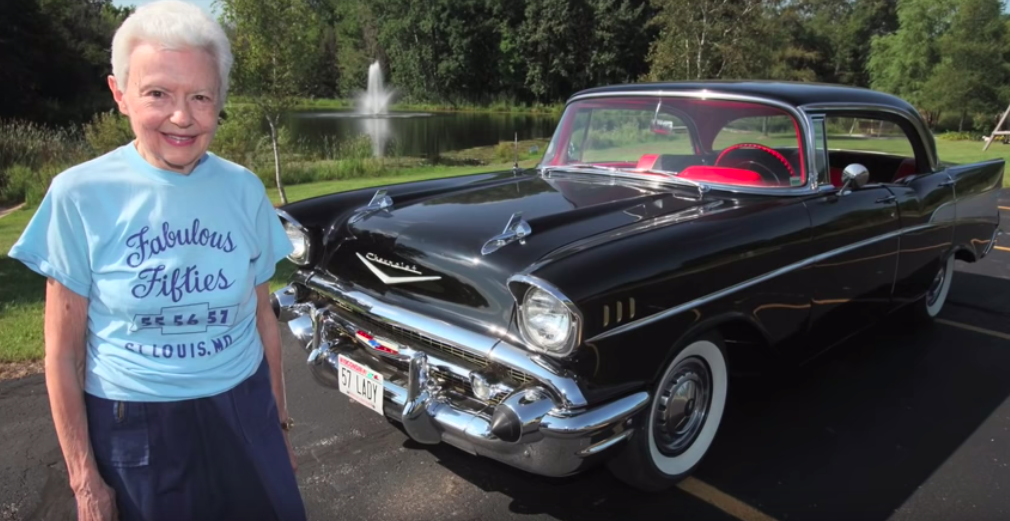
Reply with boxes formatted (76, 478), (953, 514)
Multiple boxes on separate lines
(540, 96), (807, 188)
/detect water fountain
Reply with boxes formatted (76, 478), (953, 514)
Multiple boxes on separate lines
(356, 61), (395, 115)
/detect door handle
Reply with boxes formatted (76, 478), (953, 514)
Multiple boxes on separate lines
(939, 177), (956, 187)
(875, 195), (896, 204)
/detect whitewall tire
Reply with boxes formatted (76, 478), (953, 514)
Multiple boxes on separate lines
(908, 254), (955, 322)
(924, 255), (954, 318)
(607, 331), (729, 491)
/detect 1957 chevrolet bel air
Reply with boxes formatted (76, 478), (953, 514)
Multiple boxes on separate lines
(270, 82), (1004, 490)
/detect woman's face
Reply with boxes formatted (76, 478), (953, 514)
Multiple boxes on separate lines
(108, 42), (220, 174)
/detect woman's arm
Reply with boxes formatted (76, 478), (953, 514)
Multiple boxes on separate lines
(43, 278), (116, 519)
(255, 282), (297, 471)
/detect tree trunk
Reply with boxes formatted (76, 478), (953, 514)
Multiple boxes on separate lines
(959, 111), (965, 132)
(267, 115), (288, 205)
(762, 116), (768, 136)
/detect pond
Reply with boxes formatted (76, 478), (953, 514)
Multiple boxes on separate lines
(282, 110), (560, 158)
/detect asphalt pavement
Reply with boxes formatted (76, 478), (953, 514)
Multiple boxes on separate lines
(2, 193), (1009, 521)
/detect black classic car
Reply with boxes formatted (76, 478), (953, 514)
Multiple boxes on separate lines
(271, 82), (1004, 490)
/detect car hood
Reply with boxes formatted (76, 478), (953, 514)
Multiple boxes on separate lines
(322, 172), (718, 332)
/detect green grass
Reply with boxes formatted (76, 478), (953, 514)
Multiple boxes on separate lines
(0, 208), (45, 363)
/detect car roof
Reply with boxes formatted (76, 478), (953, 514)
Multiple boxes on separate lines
(570, 81), (919, 114)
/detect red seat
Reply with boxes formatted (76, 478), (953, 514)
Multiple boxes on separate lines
(637, 154), (660, 170)
(677, 166), (766, 186)
(893, 158), (917, 182)
(830, 167), (843, 187)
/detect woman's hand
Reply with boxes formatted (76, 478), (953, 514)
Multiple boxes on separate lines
(75, 476), (118, 521)
(41, 279), (116, 520)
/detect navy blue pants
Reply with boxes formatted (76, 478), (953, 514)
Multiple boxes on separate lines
(83, 357), (307, 521)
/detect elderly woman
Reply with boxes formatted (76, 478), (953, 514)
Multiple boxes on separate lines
(7, 1), (306, 520)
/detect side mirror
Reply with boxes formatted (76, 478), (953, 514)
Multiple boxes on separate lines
(840, 163), (869, 193)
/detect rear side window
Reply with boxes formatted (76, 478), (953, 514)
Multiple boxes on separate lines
(822, 116), (921, 186)
(824, 117), (916, 158)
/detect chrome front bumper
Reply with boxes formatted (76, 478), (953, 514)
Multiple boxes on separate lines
(271, 271), (649, 478)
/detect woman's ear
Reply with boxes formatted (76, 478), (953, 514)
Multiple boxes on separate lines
(107, 75), (129, 115)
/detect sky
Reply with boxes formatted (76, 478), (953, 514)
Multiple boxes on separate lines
(112, 0), (219, 16)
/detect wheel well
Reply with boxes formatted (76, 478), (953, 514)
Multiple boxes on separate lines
(714, 319), (776, 378)
(954, 247), (976, 263)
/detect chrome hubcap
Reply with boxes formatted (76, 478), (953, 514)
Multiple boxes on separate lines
(654, 357), (711, 456)
(927, 263), (946, 306)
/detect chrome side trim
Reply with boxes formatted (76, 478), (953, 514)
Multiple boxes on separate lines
(562, 90), (819, 196)
(586, 222), (939, 342)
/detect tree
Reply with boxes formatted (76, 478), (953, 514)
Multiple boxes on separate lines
(867, 0), (957, 124)
(586, 0), (655, 87)
(0, 0), (131, 125)
(644, 0), (781, 81)
(518, 0), (594, 101)
(220, 0), (320, 204)
(922, 0), (1010, 131)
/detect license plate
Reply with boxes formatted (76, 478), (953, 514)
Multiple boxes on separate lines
(337, 355), (384, 415)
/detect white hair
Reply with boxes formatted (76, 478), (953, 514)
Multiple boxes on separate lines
(111, 0), (233, 105)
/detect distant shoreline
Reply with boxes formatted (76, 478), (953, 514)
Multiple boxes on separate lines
(227, 96), (566, 115)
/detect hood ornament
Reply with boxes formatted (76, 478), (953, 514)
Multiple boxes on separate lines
(481, 212), (532, 255)
(349, 189), (394, 223)
(356, 252), (441, 285)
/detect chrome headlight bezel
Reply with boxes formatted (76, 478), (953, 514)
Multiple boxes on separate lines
(507, 275), (583, 358)
(276, 209), (312, 266)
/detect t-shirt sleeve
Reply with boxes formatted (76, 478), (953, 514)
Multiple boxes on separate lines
(253, 190), (295, 286)
(7, 178), (92, 297)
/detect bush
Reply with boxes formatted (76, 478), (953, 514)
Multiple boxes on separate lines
(0, 120), (88, 172)
(83, 111), (134, 154)
(2, 162), (64, 206)
(0, 120), (89, 203)
(936, 130), (984, 141)
(211, 105), (268, 166)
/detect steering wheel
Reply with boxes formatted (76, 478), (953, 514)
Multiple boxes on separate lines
(715, 143), (797, 185)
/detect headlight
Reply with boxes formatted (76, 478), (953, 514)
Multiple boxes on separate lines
(283, 221), (310, 265)
(518, 284), (580, 356)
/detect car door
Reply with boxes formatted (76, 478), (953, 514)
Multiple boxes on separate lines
(799, 114), (903, 359)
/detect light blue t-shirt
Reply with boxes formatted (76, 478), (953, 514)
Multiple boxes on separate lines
(8, 142), (293, 402)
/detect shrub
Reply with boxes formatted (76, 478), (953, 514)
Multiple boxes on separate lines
(83, 111), (134, 154)
(0, 120), (89, 203)
(2, 162), (64, 206)
(211, 105), (268, 167)
(0, 120), (88, 172)
(936, 130), (984, 141)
